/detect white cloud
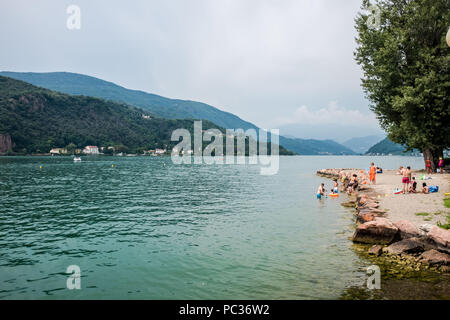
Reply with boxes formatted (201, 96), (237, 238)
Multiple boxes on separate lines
(275, 101), (379, 128)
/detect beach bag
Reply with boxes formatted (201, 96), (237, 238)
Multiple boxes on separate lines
(428, 186), (439, 193)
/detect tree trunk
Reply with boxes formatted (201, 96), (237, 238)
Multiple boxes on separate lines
(423, 148), (435, 172)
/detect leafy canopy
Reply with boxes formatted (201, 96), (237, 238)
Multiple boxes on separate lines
(354, 0), (450, 160)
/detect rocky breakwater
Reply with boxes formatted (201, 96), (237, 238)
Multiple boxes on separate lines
(317, 168), (450, 273)
(353, 193), (450, 274)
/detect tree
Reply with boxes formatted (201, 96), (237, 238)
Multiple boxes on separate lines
(65, 143), (77, 154)
(355, 0), (450, 170)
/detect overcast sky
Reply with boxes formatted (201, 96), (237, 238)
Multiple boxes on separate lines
(0, 0), (383, 139)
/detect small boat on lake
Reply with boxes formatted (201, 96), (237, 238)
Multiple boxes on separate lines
(73, 156), (82, 162)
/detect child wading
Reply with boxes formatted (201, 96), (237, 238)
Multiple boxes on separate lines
(333, 180), (339, 194)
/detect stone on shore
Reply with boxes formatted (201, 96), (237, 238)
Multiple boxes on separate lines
(352, 218), (398, 244)
(341, 201), (356, 208)
(426, 226), (450, 252)
(357, 212), (377, 223)
(419, 224), (433, 233)
(368, 245), (383, 256)
(419, 249), (450, 266)
(384, 238), (424, 255)
(393, 220), (420, 240)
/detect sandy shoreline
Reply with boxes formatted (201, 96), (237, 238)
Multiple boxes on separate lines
(371, 170), (450, 227)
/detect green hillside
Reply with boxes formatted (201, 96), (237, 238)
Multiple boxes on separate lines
(0, 76), (294, 155)
(365, 138), (419, 156)
(1, 72), (356, 155)
(279, 137), (355, 155)
(0, 71), (257, 131)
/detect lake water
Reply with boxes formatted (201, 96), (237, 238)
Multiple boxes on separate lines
(0, 155), (425, 299)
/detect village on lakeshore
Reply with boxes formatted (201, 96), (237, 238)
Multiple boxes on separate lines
(48, 146), (168, 156)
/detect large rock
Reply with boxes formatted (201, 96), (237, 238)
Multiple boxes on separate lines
(427, 226), (450, 252)
(393, 220), (420, 240)
(352, 218), (399, 244)
(420, 249), (450, 266)
(384, 238), (424, 255)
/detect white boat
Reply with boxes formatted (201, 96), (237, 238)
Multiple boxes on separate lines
(73, 156), (82, 162)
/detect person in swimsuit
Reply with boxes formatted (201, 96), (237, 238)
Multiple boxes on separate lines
(347, 174), (358, 194)
(369, 162), (376, 185)
(425, 159), (432, 174)
(438, 157), (444, 174)
(317, 183), (325, 199)
(402, 166), (411, 194)
(422, 183), (429, 194)
(333, 180), (339, 194)
(409, 177), (417, 193)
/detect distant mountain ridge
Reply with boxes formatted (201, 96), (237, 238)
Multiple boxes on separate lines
(0, 71), (356, 155)
(342, 135), (385, 154)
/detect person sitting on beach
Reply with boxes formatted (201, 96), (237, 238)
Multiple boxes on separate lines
(438, 157), (444, 174)
(369, 162), (376, 185)
(347, 174), (358, 194)
(422, 183), (429, 194)
(376, 167), (383, 174)
(409, 177), (417, 193)
(333, 180), (339, 194)
(317, 183), (325, 199)
(402, 166), (411, 194)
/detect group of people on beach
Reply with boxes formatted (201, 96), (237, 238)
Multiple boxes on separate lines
(398, 166), (431, 194)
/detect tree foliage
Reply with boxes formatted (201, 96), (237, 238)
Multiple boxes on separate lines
(354, 0), (450, 169)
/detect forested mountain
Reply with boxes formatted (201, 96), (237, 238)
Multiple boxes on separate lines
(1, 72), (356, 155)
(0, 76), (294, 155)
(365, 138), (418, 156)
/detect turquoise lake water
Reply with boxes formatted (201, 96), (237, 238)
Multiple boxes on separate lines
(0, 155), (425, 299)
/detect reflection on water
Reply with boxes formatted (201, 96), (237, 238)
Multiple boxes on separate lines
(0, 155), (436, 299)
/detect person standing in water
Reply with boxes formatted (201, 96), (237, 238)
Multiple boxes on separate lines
(369, 162), (376, 185)
(317, 183), (325, 199)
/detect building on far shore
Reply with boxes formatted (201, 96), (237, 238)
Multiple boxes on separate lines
(50, 148), (67, 155)
(83, 146), (99, 155)
(155, 148), (166, 155)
